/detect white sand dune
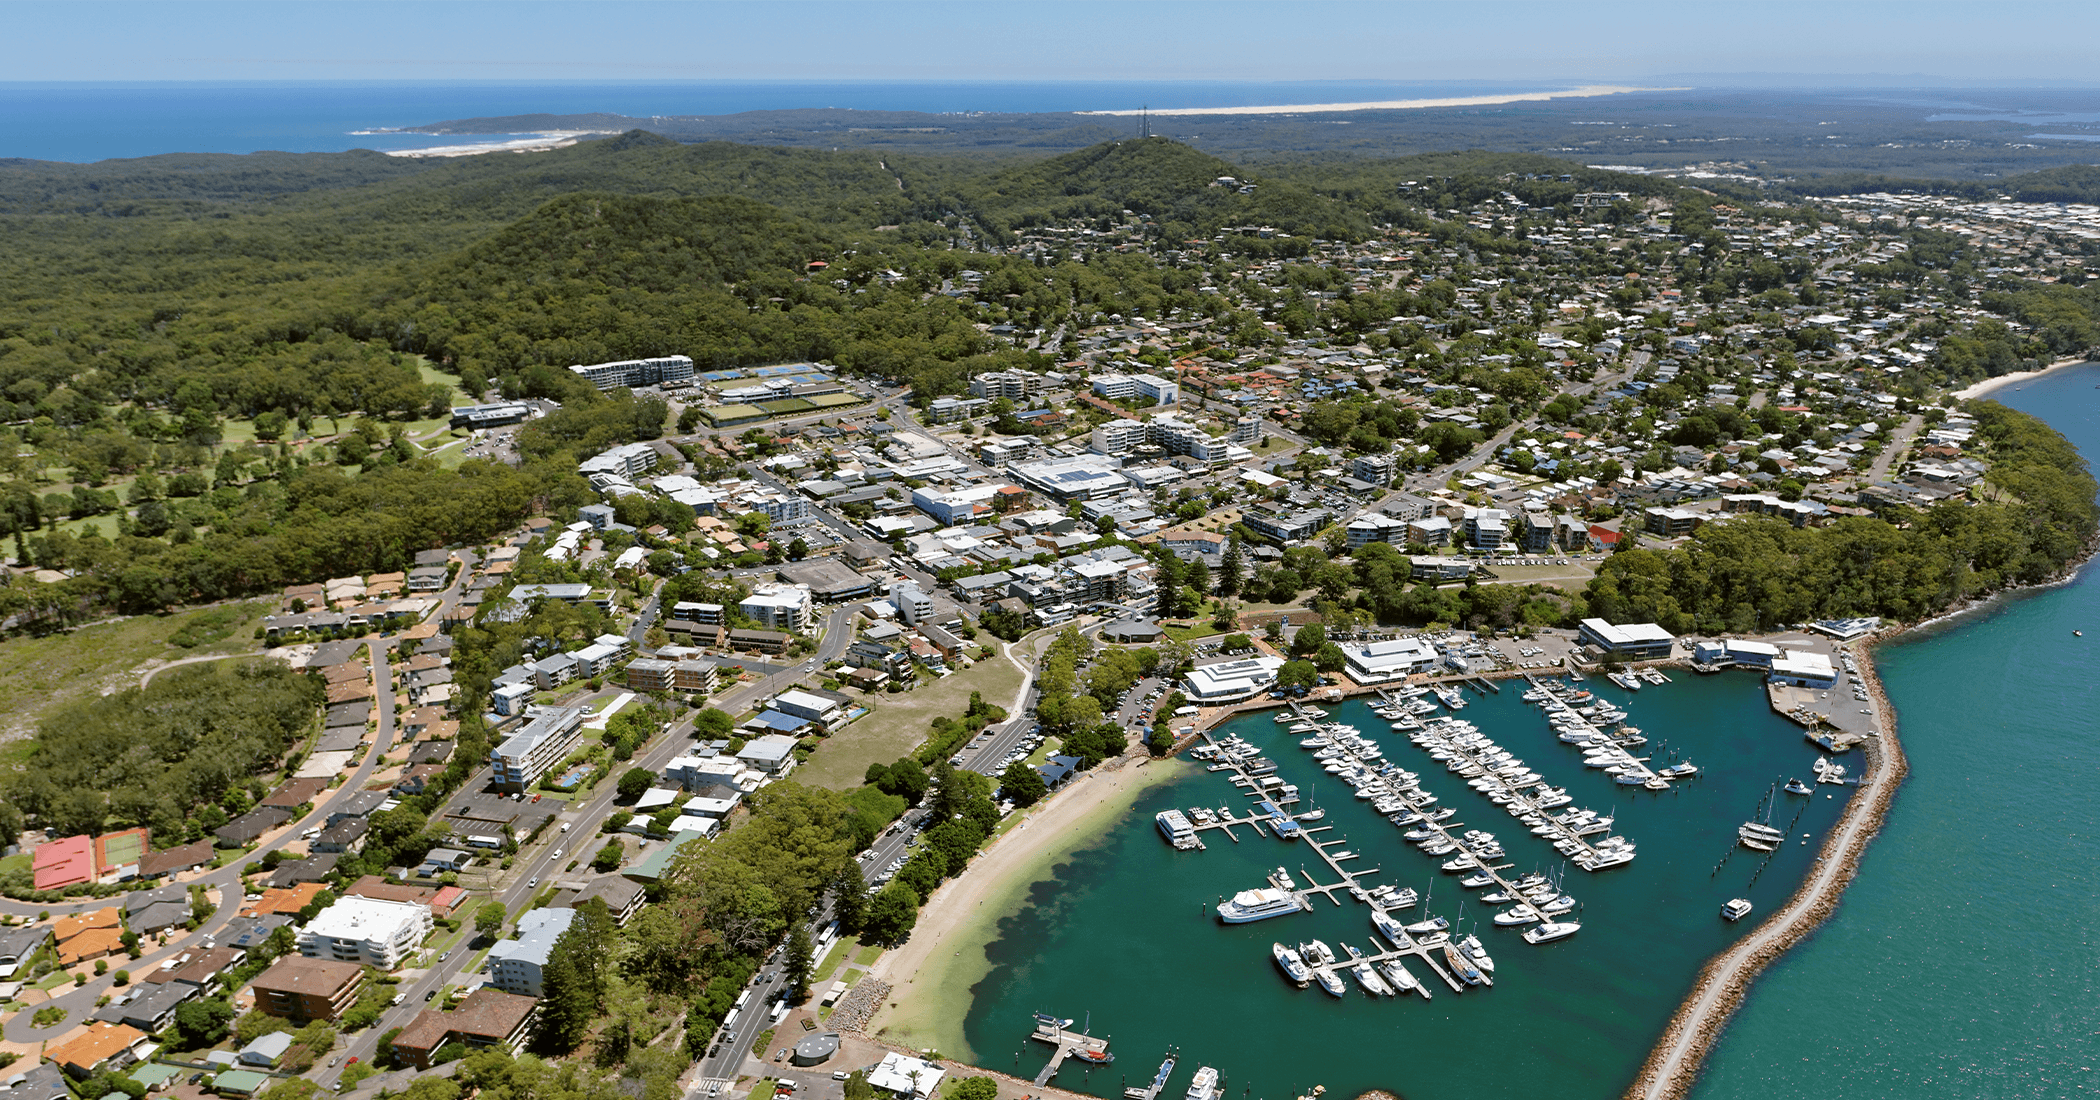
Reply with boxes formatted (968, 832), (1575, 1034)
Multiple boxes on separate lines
(1084, 84), (1672, 117)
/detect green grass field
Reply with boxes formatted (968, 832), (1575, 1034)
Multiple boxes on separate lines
(0, 600), (273, 752)
(793, 656), (1024, 789)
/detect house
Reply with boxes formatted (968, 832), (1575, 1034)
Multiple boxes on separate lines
(52, 907), (124, 967)
(95, 981), (198, 1033)
(250, 955), (367, 1021)
(570, 876), (646, 927)
(387, 989), (539, 1068)
(866, 1051), (947, 1098)
(215, 807), (293, 848)
(42, 1023), (150, 1078)
(311, 818), (368, 856)
(208, 1071), (274, 1099)
(0, 925), (52, 979)
(261, 854), (338, 889)
(123, 885), (193, 935)
(141, 946), (244, 991)
(237, 1032), (293, 1068)
(325, 789), (390, 824)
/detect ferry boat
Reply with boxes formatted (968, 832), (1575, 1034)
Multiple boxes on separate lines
(1521, 920), (1581, 944)
(1721, 898), (1753, 922)
(1185, 1067), (1218, 1100)
(1271, 942), (1311, 988)
(1156, 810), (1200, 850)
(1217, 888), (1303, 924)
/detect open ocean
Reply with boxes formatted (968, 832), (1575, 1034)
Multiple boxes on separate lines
(0, 80), (1572, 163)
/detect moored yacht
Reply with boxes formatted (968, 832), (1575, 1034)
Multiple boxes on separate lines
(1271, 942), (1310, 987)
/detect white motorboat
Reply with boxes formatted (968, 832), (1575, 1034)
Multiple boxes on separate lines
(1522, 920), (1581, 944)
(1721, 898), (1753, 922)
(1217, 888), (1305, 923)
(1272, 942), (1310, 987)
(1380, 959), (1425, 999)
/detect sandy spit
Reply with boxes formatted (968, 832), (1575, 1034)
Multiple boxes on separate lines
(1083, 85), (1674, 117)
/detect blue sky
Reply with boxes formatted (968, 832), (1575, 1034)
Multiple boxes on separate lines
(10, 1), (2098, 85)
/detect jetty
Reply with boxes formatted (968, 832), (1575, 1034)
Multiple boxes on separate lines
(1029, 1015), (1111, 1086)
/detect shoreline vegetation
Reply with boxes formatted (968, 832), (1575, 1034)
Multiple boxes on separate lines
(863, 756), (1192, 1060)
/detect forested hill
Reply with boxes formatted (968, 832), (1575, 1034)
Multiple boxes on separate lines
(367, 192), (847, 375)
(938, 137), (1372, 242)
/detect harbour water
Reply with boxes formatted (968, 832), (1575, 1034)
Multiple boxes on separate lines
(1692, 369), (2100, 1098)
(957, 676), (1856, 1100)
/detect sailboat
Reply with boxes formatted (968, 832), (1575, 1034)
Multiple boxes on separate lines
(1740, 784), (1782, 851)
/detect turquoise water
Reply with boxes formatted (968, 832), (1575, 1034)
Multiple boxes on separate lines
(959, 677), (1856, 1100)
(1693, 370), (2100, 1098)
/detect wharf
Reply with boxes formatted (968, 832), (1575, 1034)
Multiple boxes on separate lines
(1029, 1018), (1111, 1086)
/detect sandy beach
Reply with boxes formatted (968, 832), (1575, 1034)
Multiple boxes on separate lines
(1952, 354), (2096, 400)
(865, 754), (1190, 1059)
(384, 131), (616, 158)
(1083, 84), (1669, 117)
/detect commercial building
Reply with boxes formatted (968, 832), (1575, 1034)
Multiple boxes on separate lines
(911, 483), (1006, 526)
(1010, 456), (1131, 503)
(490, 705), (587, 793)
(1090, 372), (1178, 405)
(449, 402), (535, 430)
(489, 907), (575, 998)
(568, 356), (695, 391)
(1241, 506), (1331, 545)
(1182, 656), (1286, 704)
(1341, 638), (1440, 683)
(249, 956), (368, 1021)
(1577, 618), (1676, 660)
(1769, 649), (1839, 688)
(296, 896), (432, 970)
(780, 558), (875, 603)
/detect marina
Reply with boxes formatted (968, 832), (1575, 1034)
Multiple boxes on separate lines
(960, 675), (1864, 1100)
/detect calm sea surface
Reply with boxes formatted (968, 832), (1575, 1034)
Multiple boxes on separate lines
(0, 80), (1565, 162)
(956, 369), (2100, 1100)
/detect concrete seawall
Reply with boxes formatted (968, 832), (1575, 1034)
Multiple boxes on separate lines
(1622, 635), (1911, 1100)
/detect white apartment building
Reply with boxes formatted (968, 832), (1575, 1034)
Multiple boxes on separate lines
(890, 581), (934, 625)
(297, 896), (432, 970)
(740, 584), (813, 632)
(1089, 418), (1149, 456)
(568, 356), (695, 390)
(488, 908), (576, 997)
(490, 705), (587, 793)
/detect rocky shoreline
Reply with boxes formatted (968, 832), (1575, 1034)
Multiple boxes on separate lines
(1622, 631), (1911, 1100)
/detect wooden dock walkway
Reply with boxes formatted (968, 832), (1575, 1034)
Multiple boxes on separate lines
(1029, 1019), (1111, 1086)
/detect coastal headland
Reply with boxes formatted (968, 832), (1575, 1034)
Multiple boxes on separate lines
(1082, 84), (1671, 116)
